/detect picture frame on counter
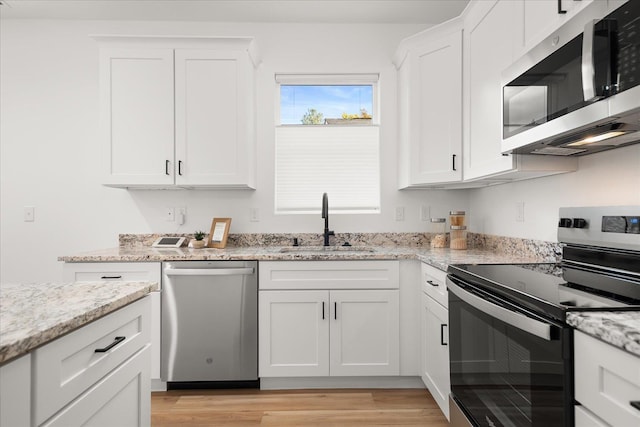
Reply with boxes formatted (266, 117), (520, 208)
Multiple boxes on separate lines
(208, 217), (231, 248)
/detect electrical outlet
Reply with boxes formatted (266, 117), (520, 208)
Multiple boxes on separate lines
(516, 202), (525, 222)
(250, 208), (260, 222)
(165, 207), (175, 222)
(420, 205), (430, 221)
(24, 206), (35, 222)
(395, 206), (405, 221)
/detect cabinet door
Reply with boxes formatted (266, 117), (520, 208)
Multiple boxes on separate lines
(424, 296), (450, 420)
(175, 49), (255, 188)
(330, 290), (399, 376)
(519, 0), (594, 53)
(399, 28), (462, 187)
(463, 0), (517, 180)
(259, 291), (329, 377)
(100, 48), (175, 187)
(0, 354), (31, 427)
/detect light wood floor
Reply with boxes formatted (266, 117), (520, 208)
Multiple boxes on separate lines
(152, 388), (449, 426)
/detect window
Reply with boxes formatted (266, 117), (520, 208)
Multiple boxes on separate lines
(275, 74), (380, 214)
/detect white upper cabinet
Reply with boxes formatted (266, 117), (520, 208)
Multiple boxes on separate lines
(395, 20), (463, 188)
(100, 48), (175, 187)
(98, 36), (259, 189)
(462, 0), (577, 183)
(517, 0), (595, 55)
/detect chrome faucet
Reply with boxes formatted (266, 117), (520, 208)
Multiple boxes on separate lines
(321, 193), (334, 246)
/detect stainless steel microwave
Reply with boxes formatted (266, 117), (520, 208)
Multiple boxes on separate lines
(502, 0), (640, 156)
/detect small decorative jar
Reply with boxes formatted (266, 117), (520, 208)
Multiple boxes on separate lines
(430, 218), (447, 248)
(449, 211), (466, 227)
(450, 226), (467, 250)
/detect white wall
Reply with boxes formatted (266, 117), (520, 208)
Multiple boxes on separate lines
(469, 144), (640, 242)
(0, 19), (469, 283)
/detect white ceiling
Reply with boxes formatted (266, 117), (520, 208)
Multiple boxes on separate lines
(0, 0), (470, 24)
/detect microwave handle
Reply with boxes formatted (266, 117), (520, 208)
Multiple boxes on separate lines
(447, 279), (552, 341)
(582, 19), (600, 102)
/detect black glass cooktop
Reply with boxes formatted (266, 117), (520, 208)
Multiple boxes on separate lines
(447, 263), (640, 322)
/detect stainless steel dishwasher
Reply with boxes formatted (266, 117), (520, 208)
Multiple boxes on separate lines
(161, 261), (258, 387)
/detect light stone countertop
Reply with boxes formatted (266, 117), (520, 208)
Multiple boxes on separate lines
(57, 245), (550, 270)
(567, 311), (640, 357)
(0, 281), (158, 364)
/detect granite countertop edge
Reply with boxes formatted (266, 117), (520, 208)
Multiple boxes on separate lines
(567, 311), (640, 357)
(0, 281), (158, 365)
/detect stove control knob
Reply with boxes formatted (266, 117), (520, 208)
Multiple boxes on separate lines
(573, 218), (588, 229)
(558, 218), (573, 228)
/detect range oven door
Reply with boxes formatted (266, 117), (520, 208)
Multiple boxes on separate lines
(447, 277), (573, 427)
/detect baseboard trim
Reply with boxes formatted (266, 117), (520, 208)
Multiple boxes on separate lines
(260, 376), (425, 390)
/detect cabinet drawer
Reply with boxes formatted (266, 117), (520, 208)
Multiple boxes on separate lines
(421, 263), (447, 308)
(574, 331), (640, 427)
(63, 262), (161, 286)
(42, 345), (150, 427)
(259, 261), (399, 290)
(34, 297), (151, 425)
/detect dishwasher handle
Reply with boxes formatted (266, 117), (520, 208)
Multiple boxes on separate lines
(164, 267), (254, 277)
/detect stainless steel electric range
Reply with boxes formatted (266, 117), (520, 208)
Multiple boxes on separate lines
(447, 206), (640, 427)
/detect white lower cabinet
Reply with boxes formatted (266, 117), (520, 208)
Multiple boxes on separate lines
(259, 261), (400, 378)
(34, 297), (151, 426)
(62, 262), (162, 389)
(0, 354), (31, 427)
(259, 289), (399, 377)
(574, 330), (640, 427)
(420, 263), (450, 420)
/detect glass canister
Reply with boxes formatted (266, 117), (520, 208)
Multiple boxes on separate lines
(430, 218), (447, 248)
(450, 210), (466, 227)
(450, 225), (467, 250)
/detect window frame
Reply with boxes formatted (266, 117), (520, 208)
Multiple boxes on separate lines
(274, 73), (381, 215)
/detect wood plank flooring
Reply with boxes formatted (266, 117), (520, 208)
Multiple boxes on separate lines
(152, 388), (449, 426)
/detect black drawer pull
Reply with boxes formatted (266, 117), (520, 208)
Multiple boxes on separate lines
(165, 160), (170, 175)
(322, 302), (325, 320)
(95, 336), (126, 353)
(452, 154), (457, 171)
(100, 275), (122, 280)
(631, 401), (640, 411)
(334, 302), (337, 320)
(440, 324), (448, 346)
(427, 280), (439, 287)
(178, 160), (183, 176)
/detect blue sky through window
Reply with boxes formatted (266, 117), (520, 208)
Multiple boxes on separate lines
(280, 85), (373, 124)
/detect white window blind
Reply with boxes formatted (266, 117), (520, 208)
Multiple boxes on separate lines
(275, 126), (380, 214)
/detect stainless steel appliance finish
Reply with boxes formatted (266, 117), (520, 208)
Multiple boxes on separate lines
(447, 206), (639, 427)
(161, 261), (258, 384)
(502, 0), (640, 156)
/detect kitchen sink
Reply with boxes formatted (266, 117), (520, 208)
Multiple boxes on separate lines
(278, 246), (376, 253)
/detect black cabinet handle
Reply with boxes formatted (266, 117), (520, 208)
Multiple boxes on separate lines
(427, 280), (439, 287)
(452, 154), (457, 171)
(334, 302), (337, 320)
(178, 160), (183, 176)
(558, 0), (567, 14)
(440, 324), (448, 346)
(631, 401), (640, 411)
(322, 302), (325, 320)
(95, 336), (126, 353)
(165, 160), (170, 175)
(100, 275), (122, 280)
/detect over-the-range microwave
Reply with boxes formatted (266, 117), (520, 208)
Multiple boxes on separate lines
(502, 0), (640, 156)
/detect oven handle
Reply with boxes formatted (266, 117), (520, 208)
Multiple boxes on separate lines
(447, 279), (552, 341)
